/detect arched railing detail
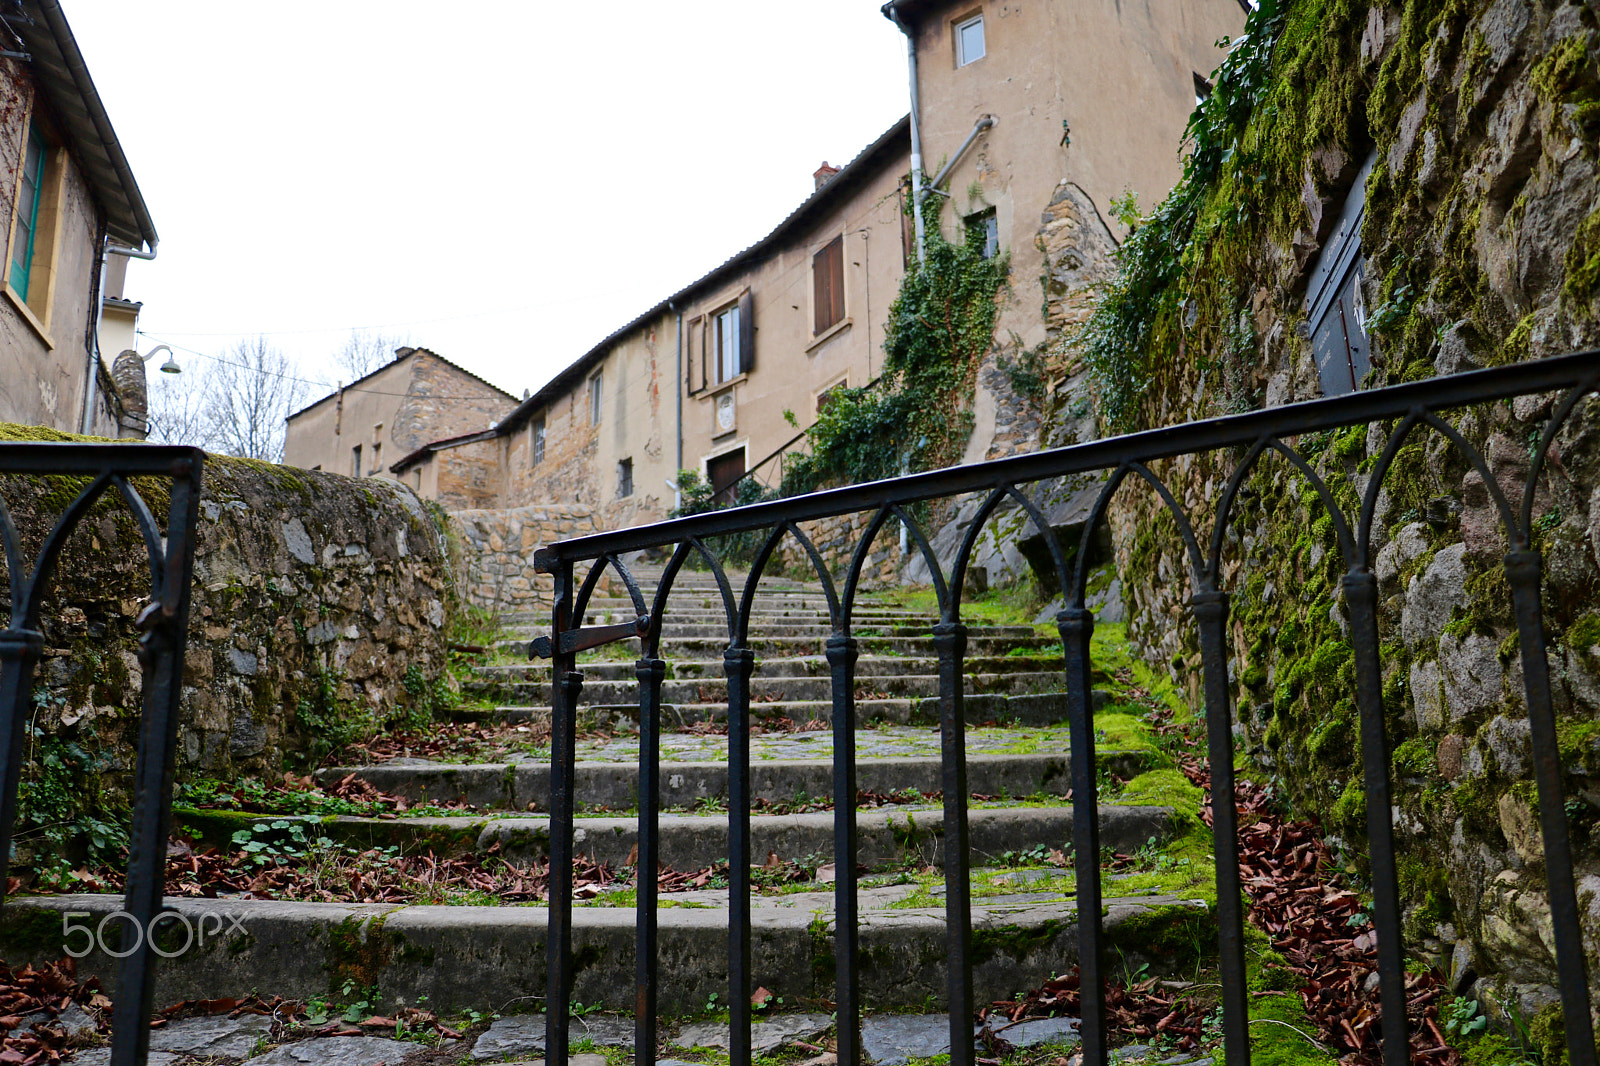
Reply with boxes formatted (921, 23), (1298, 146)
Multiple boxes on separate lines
(534, 351), (1600, 1066)
(0, 444), (203, 1066)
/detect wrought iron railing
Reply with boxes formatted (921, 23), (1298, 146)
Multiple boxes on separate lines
(0, 444), (203, 1066)
(535, 352), (1600, 1066)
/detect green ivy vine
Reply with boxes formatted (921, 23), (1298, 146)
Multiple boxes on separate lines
(780, 200), (1009, 495)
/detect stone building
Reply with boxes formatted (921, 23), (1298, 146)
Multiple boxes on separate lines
(0, 0), (159, 437)
(284, 347), (516, 510)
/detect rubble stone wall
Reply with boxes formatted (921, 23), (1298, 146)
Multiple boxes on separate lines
(6, 442), (454, 801)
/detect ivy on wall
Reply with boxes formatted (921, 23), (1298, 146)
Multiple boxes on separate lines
(780, 201), (1009, 495)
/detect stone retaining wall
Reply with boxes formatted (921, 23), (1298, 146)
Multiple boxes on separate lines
(6, 440), (454, 868)
(448, 504), (610, 617)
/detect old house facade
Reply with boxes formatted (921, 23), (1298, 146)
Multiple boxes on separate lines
(0, 0), (159, 437)
(284, 347), (516, 510)
(396, 118), (915, 531)
(388, 1), (1244, 529)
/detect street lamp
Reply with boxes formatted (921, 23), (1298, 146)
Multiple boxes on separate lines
(139, 344), (180, 374)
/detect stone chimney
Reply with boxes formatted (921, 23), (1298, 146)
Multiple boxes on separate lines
(813, 162), (840, 190)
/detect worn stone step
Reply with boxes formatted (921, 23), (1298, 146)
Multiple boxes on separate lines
(642, 634), (1059, 657)
(2, 890), (1203, 1015)
(301, 802), (1172, 871)
(312, 749), (1148, 811)
(463, 689), (1114, 732)
(466, 670), (1071, 707)
(469, 654), (1070, 685)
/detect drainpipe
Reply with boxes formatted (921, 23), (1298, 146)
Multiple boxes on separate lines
(928, 114), (996, 192)
(670, 300), (683, 510)
(81, 237), (160, 434)
(882, 1), (927, 266)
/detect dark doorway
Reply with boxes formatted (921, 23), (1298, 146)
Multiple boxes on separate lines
(707, 448), (746, 506)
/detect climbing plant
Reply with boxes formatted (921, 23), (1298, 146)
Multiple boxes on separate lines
(780, 200), (1008, 495)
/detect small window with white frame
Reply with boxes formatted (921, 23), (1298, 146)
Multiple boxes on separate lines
(617, 458), (634, 498)
(589, 372), (603, 426)
(532, 415), (546, 465)
(714, 303), (741, 384)
(955, 12), (985, 67)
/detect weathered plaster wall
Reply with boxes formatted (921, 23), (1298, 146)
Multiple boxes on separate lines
(1082, 0), (1600, 1029)
(6, 440), (453, 835)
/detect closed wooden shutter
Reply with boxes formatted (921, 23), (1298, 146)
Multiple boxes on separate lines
(686, 315), (705, 394)
(738, 289), (755, 374)
(813, 236), (845, 334)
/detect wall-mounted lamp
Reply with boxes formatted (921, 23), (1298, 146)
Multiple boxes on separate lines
(140, 344), (180, 374)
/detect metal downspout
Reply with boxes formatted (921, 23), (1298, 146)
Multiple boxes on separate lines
(883, 2), (926, 266)
(78, 224), (109, 434)
(928, 114), (996, 192)
(672, 302), (684, 510)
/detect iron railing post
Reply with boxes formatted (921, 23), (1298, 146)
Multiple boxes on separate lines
(544, 560), (581, 1064)
(1505, 550), (1598, 1066)
(725, 645), (757, 1066)
(635, 656), (668, 1064)
(1057, 606), (1106, 1065)
(0, 629), (43, 905)
(1191, 589), (1248, 1066)
(826, 632), (862, 1065)
(111, 461), (201, 1066)
(1343, 570), (1410, 1066)
(933, 620), (973, 1066)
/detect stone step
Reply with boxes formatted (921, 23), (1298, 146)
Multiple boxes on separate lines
(469, 653), (1070, 683)
(283, 802), (1173, 871)
(464, 689), (1113, 732)
(311, 749), (1149, 811)
(465, 670), (1070, 707)
(3, 890), (1203, 1015)
(491, 632), (1057, 661)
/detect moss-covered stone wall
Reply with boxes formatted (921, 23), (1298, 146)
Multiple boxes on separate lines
(0, 428), (453, 869)
(1070, 0), (1600, 1030)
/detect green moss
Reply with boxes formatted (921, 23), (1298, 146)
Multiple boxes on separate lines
(0, 905), (72, 958)
(326, 914), (394, 994)
(1328, 777), (1366, 841)
(1104, 904), (1217, 972)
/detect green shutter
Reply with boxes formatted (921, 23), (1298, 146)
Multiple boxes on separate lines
(10, 125), (45, 300)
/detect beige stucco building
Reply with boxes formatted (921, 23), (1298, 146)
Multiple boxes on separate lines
(389, 0), (1245, 528)
(396, 119), (915, 531)
(284, 348), (517, 509)
(0, 0), (159, 438)
(885, 0), (1244, 355)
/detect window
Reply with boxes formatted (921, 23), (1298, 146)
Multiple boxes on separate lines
(687, 291), (754, 392)
(816, 378), (847, 414)
(589, 372), (603, 425)
(351, 445), (363, 477)
(532, 416), (546, 465)
(10, 125), (45, 301)
(955, 13), (985, 66)
(966, 209), (998, 259)
(715, 304), (741, 383)
(617, 458), (634, 498)
(1304, 152), (1380, 397)
(370, 443), (381, 474)
(6, 120), (64, 331)
(813, 236), (845, 335)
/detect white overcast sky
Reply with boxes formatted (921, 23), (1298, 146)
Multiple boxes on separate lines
(65, 1), (909, 400)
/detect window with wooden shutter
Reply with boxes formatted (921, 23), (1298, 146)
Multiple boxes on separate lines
(813, 236), (845, 335)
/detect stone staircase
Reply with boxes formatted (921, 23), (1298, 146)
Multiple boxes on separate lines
(2, 565), (1200, 1029)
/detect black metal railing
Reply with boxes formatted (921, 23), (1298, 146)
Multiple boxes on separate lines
(534, 352), (1600, 1066)
(0, 444), (203, 1066)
